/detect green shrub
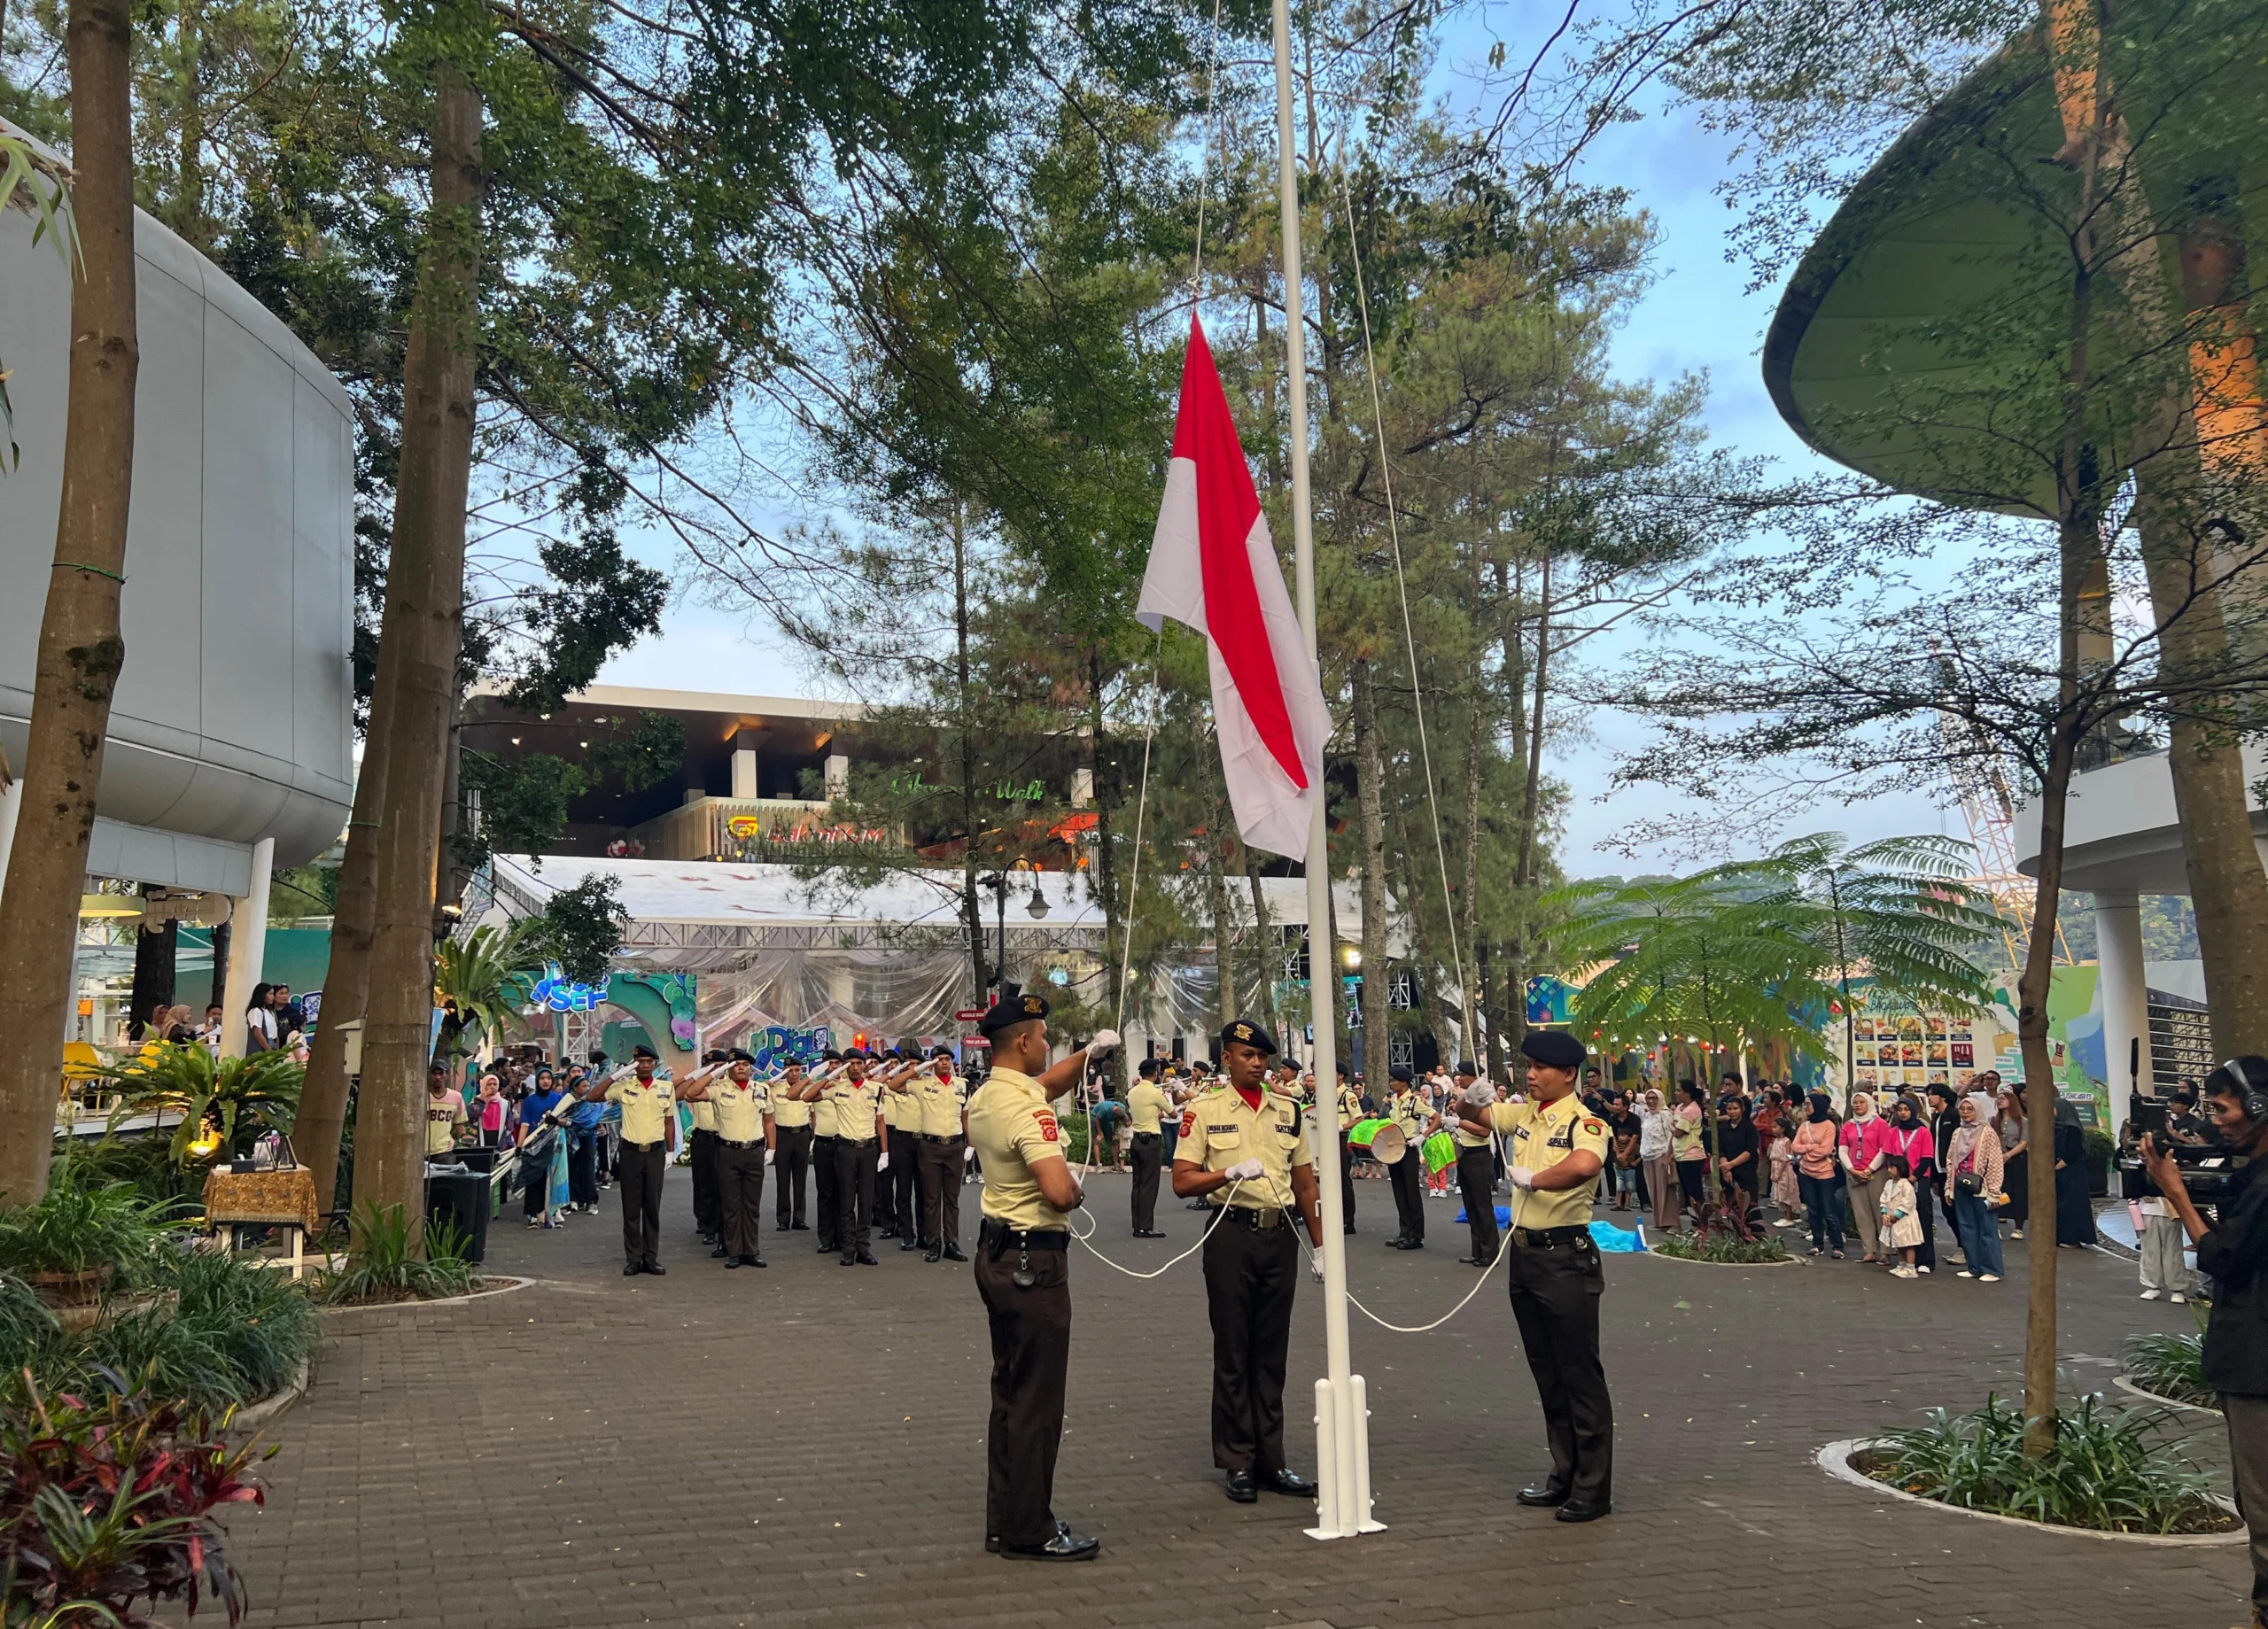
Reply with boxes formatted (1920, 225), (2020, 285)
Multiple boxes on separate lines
(1860, 1393), (2231, 1534)
(1649, 1229), (1790, 1263)
(319, 1204), (477, 1305)
(0, 1169), (173, 1287)
(2124, 1329), (2212, 1409)
(57, 1129), (202, 1210)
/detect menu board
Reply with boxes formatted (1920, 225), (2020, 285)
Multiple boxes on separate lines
(2148, 999), (2215, 1091)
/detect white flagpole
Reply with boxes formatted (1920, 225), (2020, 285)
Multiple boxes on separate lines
(1272, 0), (1378, 1541)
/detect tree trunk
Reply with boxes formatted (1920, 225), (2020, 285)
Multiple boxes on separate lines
(172, 0), (204, 247)
(351, 61), (485, 1251)
(1350, 658), (1390, 1070)
(1502, 556), (1553, 1086)
(954, 505), (987, 1004)
(1457, 500), (1485, 1056)
(128, 894), (178, 1032)
(0, 0), (139, 1209)
(1203, 756), (1235, 1031)
(1086, 653), (1126, 1092)
(299, 698), (390, 1214)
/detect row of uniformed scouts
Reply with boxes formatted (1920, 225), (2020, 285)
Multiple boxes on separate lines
(567, 1008), (1617, 1562)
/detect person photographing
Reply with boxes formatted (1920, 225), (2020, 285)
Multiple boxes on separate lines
(2140, 1055), (2268, 1629)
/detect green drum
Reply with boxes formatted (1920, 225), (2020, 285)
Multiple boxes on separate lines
(1421, 1130), (1458, 1176)
(1347, 1117), (1407, 1165)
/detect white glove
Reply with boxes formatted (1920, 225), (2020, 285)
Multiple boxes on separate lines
(878, 1152), (890, 1172)
(964, 1145), (977, 1165)
(1086, 1028), (1121, 1058)
(1223, 1158), (1265, 1183)
(765, 1148), (774, 1167)
(1462, 1082), (1495, 1108)
(1509, 1166), (1535, 1191)
(1309, 1256), (1324, 1283)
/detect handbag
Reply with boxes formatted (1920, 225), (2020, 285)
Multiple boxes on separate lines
(1954, 1169), (1983, 1197)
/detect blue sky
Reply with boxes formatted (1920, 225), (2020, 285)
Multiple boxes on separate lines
(594, 23), (1960, 877)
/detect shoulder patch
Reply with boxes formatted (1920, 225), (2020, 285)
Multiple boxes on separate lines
(1035, 1110), (1060, 1144)
(1582, 1119), (1604, 1136)
(1178, 1108), (1198, 1138)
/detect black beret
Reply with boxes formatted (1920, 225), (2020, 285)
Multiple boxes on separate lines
(979, 990), (1050, 1036)
(1520, 1030), (1587, 1070)
(728, 1048), (756, 1065)
(1389, 1065), (1414, 1083)
(932, 1046), (956, 1060)
(701, 1048), (730, 1065)
(1217, 1019), (1278, 1057)
(632, 1044), (659, 1060)
(1453, 1059), (1480, 1078)
(1138, 1058), (1161, 1078)
(842, 1047), (870, 1062)
(819, 1050), (842, 1063)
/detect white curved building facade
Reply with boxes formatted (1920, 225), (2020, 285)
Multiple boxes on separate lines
(0, 128), (355, 899)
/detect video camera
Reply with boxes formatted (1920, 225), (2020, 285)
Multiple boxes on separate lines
(2119, 1130), (2246, 1204)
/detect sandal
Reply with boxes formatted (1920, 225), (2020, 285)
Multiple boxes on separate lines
(1831, 1250), (1845, 1260)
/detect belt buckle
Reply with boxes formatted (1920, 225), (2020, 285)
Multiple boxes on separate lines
(1256, 1206), (1282, 1230)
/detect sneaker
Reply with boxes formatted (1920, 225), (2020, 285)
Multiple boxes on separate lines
(525, 1217), (540, 1229)
(1891, 1265), (1918, 1279)
(1917, 1265), (1931, 1275)
(2171, 1292), (2188, 1305)
(2141, 1289), (2163, 1301)
(1956, 1269), (1974, 1278)
(1979, 1273), (2001, 1283)
(2010, 1229), (2024, 1240)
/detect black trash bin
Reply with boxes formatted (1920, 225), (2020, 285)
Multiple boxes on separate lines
(423, 1165), (492, 1263)
(447, 1146), (499, 1175)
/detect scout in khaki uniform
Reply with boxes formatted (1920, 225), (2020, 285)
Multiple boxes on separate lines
(809, 1054), (843, 1253)
(967, 990), (1115, 1562)
(687, 1051), (725, 1252)
(827, 1051), (890, 1266)
(1450, 1059), (1502, 1268)
(1454, 1028), (1613, 1521)
(574, 1045), (676, 1275)
(1125, 1059), (1173, 1237)
(1384, 1065), (1439, 1250)
(898, 1047), (970, 1261)
(771, 1059), (814, 1232)
(881, 1051), (924, 1248)
(1334, 1076), (1364, 1235)
(678, 1051), (774, 1267)
(1171, 1020), (1323, 1505)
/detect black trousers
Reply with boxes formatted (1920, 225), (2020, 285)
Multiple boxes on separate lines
(774, 1125), (811, 1228)
(1338, 1132), (1355, 1227)
(617, 1141), (666, 1268)
(2224, 1392), (2268, 1623)
(889, 1137), (920, 1238)
(874, 1137), (899, 1232)
(813, 1135), (841, 1250)
(975, 1232), (1070, 1549)
(835, 1138), (879, 1255)
(919, 1136), (966, 1252)
(1456, 1144), (1500, 1264)
(718, 1141), (766, 1260)
(568, 1132), (597, 1208)
(1129, 1131), (1162, 1232)
(1200, 1219), (1299, 1474)
(1388, 1153), (1425, 1242)
(1506, 1233), (1612, 1506)
(690, 1128), (721, 1237)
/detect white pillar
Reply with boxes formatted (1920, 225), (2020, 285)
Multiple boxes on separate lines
(218, 837), (275, 1057)
(825, 752), (850, 803)
(730, 727), (761, 800)
(2094, 889), (2151, 1140)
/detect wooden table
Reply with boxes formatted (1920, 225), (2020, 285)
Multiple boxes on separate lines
(202, 1164), (322, 1279)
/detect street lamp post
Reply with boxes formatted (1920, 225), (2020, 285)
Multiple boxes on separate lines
(975, 870), (1011, 998)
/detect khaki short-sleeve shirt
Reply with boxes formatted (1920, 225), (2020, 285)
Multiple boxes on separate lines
(970, 1067), (1070, 1230)
(770, 1080), (812, 1129)
(913, 1074), (967, 1138)
(1480, 1094), (1610, 1230)
(606, 1075), (676, 1144)
(1127, 1082), (1171, 1133)
(827, 1079), (884, 1144)
(811, 1086), (840, 1137)
(1173, 1085), (1312, 1210)
(1337, 1087), (1363, 1131)
(711, 1078), (773, 1143)
(690, 1092), (718, 1132)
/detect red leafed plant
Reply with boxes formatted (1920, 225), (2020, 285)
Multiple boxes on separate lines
(1, 1367), (272, 1627)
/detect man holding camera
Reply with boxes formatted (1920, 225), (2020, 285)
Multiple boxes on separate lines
(2141, 1055), (2268, 1628)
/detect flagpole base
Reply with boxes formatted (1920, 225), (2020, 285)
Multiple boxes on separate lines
(1305, 1373), (1386, 1539)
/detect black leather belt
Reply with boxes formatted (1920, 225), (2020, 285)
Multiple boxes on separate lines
(978, 1218), (1068, 1250)
(920, 1133), (964, 1144)
(623, 1139), (664, 1151)
(1214, 1206), (1290, 1230)
(720, 1137), (764, 1149)
(1512, 1224), (1589, 1248)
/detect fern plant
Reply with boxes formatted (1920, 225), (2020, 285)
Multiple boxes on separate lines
(98, 1043), (304, 1164)
(434, 923), (541, 1059)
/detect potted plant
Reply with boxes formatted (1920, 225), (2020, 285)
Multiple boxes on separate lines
(0, 1174), (168, 1330)
(101, 1043), (305, 1165)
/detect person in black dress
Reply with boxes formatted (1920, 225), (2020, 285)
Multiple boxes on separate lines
(2052, 1097), (2095, 1247)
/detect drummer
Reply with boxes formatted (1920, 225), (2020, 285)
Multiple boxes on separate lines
(1384, 1065), (1439, 1251)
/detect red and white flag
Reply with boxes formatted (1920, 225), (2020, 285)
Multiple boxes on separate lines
(1137, 316), (1332, 861)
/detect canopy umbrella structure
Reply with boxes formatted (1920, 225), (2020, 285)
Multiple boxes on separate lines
(1762, 0), (2268, 517)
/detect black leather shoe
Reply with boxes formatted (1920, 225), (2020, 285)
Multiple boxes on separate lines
(1456, 1255), (1480, 1265)
(1261, 1469), (1316, 1498)
(748, 1254), (765, 1268)
(925, 1249), (943, 1262)
(623, 1264), (640, 1276)
(711, 1246), (729, 1258)
(944, 1245), (968, 1261)
(1555, 1500), (1611, 1523)
(643, 1263), (665, 1276)
(840, 1252), (857, 1266)
(724, 1256), (740, 1268)
(1385, 1237), (1410, 1250)
(791, 1222), (811, 1230)
(1224, 1470), (1258, 1503)
(1133, 1230), (1166, 1239)
(1515, 1484), (1570, 1508)
(900, 1238), (920, 1252)
(1403, 1238), (1424, 1250)
(857, 1251), (881, 1266)
(1344, 1222), (1356, 1235)
(998, 1528), (1099, 1562)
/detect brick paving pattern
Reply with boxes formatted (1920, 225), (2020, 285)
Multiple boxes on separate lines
(228, 1176), (2251, 1628)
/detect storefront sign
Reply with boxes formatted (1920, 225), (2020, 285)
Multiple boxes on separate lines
(530, 963), (610, 1012)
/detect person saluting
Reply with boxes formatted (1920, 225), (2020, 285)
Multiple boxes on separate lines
(1453, 1028), (1614, 1522)
(572, 1044), (676, 1276)
(1171, 1020), (1322, 1505)
(967, 989), (1118, 1562)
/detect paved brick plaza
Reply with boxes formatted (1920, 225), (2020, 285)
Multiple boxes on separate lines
(229, 1176), (2249, 1629)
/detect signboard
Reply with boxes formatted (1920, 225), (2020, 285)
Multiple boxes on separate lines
(961, 1036), (990, 1049)
(750, 1024), (832, 1072)
(953, 1008), (986, 1021)
(530, 963), (609, 1012)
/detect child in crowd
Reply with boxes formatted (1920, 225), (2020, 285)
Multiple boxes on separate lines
(1879, 1153), (1923, 1279)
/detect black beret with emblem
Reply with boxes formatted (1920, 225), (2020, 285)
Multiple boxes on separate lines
(1520, 1029), (1588, 1070)
(1216, 1018), (1278, 1057)
(728, 1048), (756, 1065)
(1389, 1064), (1414, 1083)
(979, 990), (1050, 1036)
(1453, 1059), (1480, 1078)
(702, 1048), (730, 1066)
(932, 1045), (956, 1060)
(632, 1043), (659, 1060)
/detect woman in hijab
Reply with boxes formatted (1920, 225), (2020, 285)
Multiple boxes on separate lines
(1792, 1091), (1845, 1257)
(2052, 1096), (2095, 1246)
(1884, 1094), (1938, 1273)
(1639, 1088), (1680, 1233)
(1995, 1084), (2031, 1240)
(1945, 1090), (2007, 1281)
(1837, 1090), (1891, 1263)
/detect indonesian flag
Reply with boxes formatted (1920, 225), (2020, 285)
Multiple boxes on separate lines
(1137, 317), (1332, 861)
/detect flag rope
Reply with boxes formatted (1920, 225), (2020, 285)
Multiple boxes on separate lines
(1326, 155), (1474, 1058)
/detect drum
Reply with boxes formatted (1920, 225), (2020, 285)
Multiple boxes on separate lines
(1347, 1117), (1407, 1165)
(1421, 1130), (1458, 1177)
